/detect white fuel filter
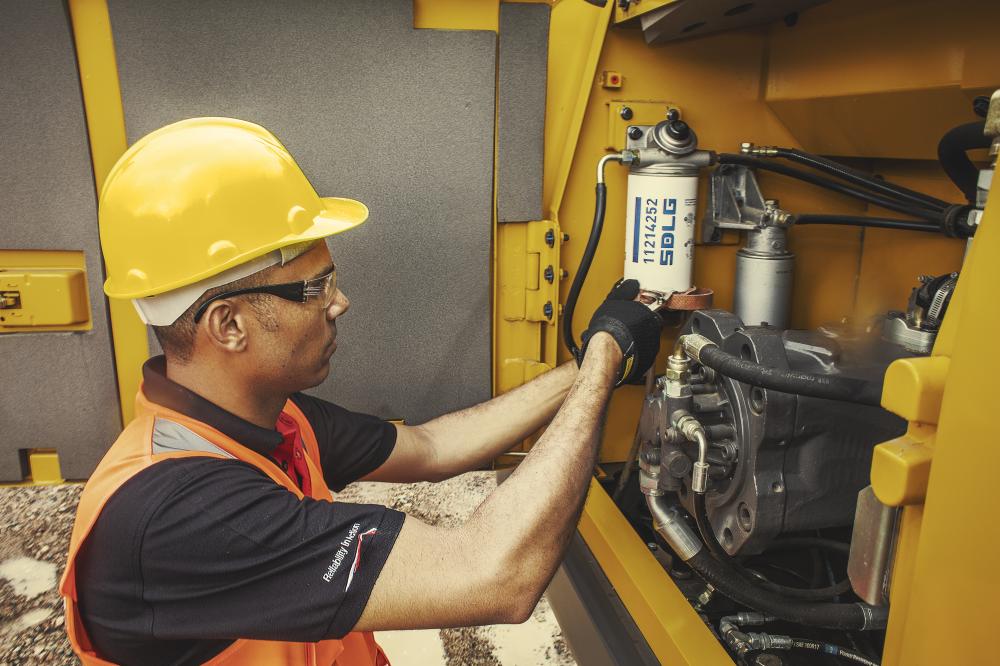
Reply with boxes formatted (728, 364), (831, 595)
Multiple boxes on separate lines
(623, 163), (698, 295)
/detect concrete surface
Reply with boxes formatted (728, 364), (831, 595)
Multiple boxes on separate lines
(0, 472), (576, 665)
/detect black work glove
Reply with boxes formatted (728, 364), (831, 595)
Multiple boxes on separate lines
(579, 279), (662, 386)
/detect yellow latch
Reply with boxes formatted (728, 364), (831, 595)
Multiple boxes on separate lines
(881, 356), (950, 425)
(0, 267), (90, 329)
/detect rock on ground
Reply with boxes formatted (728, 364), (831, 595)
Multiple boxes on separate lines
(0, 473), (575, 666)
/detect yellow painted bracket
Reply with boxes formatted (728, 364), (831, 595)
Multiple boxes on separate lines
(871, 428), (934, 507)
(69, 0), (149, 426)
(579, 479), (733, 665)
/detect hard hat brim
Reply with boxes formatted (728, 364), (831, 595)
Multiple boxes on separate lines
(104, 196), (369, 299)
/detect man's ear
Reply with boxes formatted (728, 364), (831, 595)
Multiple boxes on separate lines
(202, 300), (249, 353)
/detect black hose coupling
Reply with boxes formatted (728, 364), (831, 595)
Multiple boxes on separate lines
(942, 203), (978, 239)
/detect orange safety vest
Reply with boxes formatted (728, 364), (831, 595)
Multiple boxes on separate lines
(59, 389), (390, 666)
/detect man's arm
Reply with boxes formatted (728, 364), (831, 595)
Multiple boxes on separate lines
(362, 362), (578, 484)
(354, 333), (622, 629)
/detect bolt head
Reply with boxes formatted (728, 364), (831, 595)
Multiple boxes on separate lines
(627, 126), (643, 140)
(619, 106), (633, 120)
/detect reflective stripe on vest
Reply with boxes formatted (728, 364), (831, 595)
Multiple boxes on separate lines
(59, 389), (389, 666)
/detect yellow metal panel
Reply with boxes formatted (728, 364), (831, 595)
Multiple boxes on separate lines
(68, 0), (149, 426)
(413, 0), (499, 31)
(0, 250), (92, 333)
(881, 170), (1000, 665)
(542, 0), (613, 218)
(881, 356), (950, 425)
(579, 479), (732, 665)
(0, 269), (88, 328)
(765, 0), (1000, 159)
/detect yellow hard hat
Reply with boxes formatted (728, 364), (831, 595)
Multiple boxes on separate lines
(99, 117), (369, 299)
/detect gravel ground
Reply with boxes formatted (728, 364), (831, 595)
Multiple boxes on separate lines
(0, 473), (576, 666)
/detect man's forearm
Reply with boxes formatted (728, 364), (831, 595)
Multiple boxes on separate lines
(415, 361), (578, 478)
(466, 334), (620, 615)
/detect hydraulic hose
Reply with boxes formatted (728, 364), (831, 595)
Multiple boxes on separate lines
(693, 494), (852, 601)
(647, 495), (887, 630)
(765, 147), (949, 212)
(794, 214), (943, 234)
(717, 154), (944, 223)
(783, 637), (880, 666)
(937, 121), (990, 203)
(563, 155), (621, 360)
(678, 335), (883, 407)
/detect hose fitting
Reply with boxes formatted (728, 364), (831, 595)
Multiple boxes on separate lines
(644, 495), (703, 560)
(676, 333), (717, 363)
(672, 411), (710, 493)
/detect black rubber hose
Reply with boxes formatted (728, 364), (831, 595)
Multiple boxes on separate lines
(717, 154), (944, 223)
(693, 494), (852, 601)
(563, 183), (607, 361)
(686, 549), (887, 630)
(937, 121), (990, 203)
(794, 214), (943, 234)
(772, 147), (949, 212)
(697, 344), (883, 407)
(789, 637), (881, 666)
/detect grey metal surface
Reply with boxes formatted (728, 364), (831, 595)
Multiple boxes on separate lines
(0, 0), (122, 481)
(848, 485), (899, 606)
(109, 0), (496, 423)
(637, 0), (830, 45)
(497, 2), (549, 223)
(547, 533), (660, 666)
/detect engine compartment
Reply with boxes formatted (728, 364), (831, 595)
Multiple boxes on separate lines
(576, 92), (996, 664)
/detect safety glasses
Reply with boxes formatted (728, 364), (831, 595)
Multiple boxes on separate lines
(193, 266), (337, 323)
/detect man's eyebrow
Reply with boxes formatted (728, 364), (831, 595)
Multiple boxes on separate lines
(308, 263), (335, 280)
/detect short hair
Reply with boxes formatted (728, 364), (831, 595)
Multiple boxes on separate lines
(152, 266), (279, 363)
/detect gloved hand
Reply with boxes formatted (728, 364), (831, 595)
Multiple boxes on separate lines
(579, 279), (662, 386)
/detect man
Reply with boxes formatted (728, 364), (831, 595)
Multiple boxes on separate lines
(59, 117), (662, 666)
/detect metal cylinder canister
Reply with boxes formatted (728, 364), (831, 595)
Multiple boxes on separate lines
(624, 163), (698, 295)
(733, 226), (794, 328)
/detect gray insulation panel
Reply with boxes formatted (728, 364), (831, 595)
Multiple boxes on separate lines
(109, 0), (496, 424)
(497, 3), (549, 223)
(0, 1), (122, 480)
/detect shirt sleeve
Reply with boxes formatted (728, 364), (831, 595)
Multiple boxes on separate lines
(290, 392), (398, 491)
(118, 458), (403, 643)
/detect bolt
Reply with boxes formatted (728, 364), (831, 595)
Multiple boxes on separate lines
(620, 106), (633, 120)
(543, 302), (553, 319)
(647, 542), (658, 551)
(544, 265), (554, 283)
(627, 126), (643, 141)
(562, 232), (570, 243)
(974, 95), (990, 118)
(560, 269), (569, 279)
(545, 229), (555, 247)
(667, 108), (679, 122)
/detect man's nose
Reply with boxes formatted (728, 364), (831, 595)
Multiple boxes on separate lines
(326, 289), (349, 319)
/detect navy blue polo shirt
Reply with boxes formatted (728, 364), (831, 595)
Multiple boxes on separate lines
(75, 356), (404, 666)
